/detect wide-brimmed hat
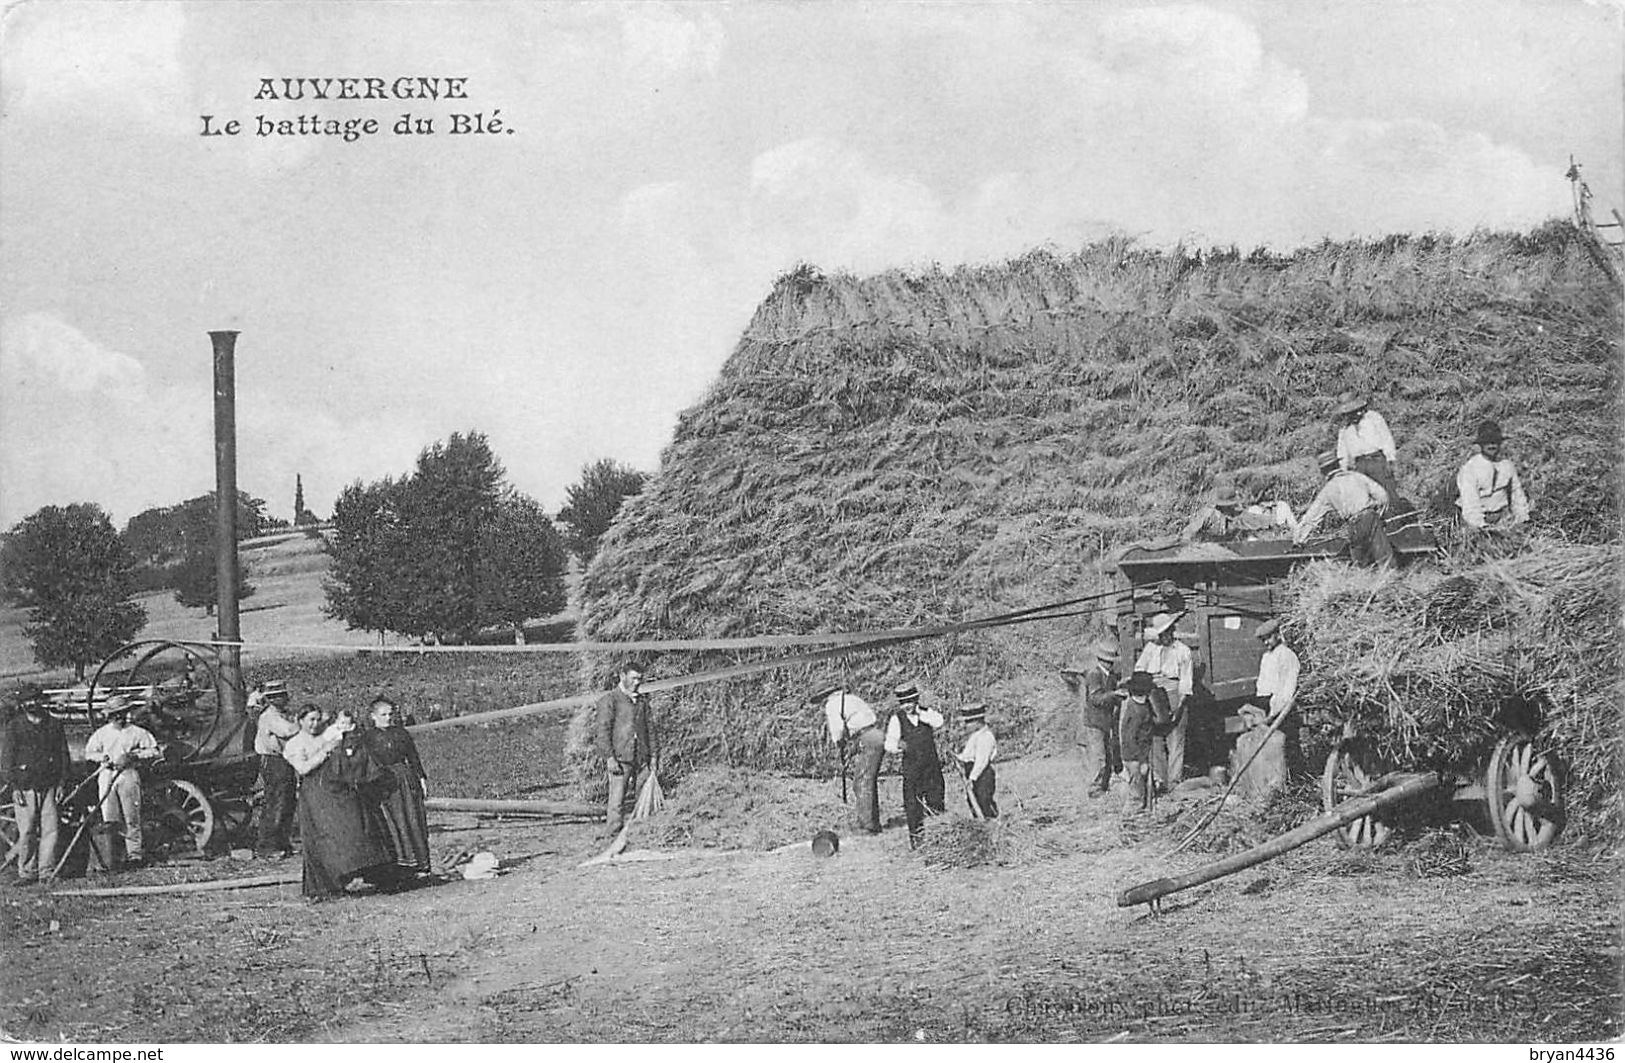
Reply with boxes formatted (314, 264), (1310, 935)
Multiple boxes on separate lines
(1255, 618), (1283, 641)
(1335, 392), (1369, 416)
(262, 679), (290, 701)
(1317, 450), (1340, 475)
(1475, 420), (1504, 445)
(1126, 671), (1155, 697)
(1094, 639), (1121, 664)
(808, 684), (841, 704)
(102, 694), (132, 717)
(1213, 481), (1240, 506)
(960, 703), (987, 724)
(1146, 612), (1178, 639)
(893, 681), (920, 703)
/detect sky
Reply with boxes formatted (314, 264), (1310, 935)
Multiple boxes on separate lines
(1, 0), (1620, 530)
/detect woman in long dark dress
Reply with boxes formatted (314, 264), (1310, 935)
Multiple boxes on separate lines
(362, 696), (431, 873)
(282, 705), (400, 899)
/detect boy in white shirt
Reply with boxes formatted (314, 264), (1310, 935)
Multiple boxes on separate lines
(82, 696), (161, 867)
(954, 704), (997, 819)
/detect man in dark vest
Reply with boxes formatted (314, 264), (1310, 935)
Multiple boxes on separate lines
(883, 680), (945, 847)
(594, 664), (653, 835)
(2, 686), (71, 884)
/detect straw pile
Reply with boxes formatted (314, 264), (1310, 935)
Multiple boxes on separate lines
(1283, 539), (1623, 843)
(916, 814), (1045, 869)
(574, 226), (1621, 793)
(624, 766), (850, 852)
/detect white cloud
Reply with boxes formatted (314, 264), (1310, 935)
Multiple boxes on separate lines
(619, 6), (724, 78)
(1, 2), (191, 133)
(747, 138), (946, 271)
(0, 312), (425, 527)
(1, 313), (146, 393)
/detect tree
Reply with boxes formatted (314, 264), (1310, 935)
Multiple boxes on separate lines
(123, 491), (270, 575)
(294, 474), (309, 525)
(0, 504), (147, 679)
(478, 494), (568, 642)
(557, 459), (648, 562)
(171, 545), (256, 615)
(323, 476), (410, 641)
(323, 431), (568, 641)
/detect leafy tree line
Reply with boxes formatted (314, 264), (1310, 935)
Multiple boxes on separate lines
(324, 432), (569, 643)
(122, 491), (263, 613)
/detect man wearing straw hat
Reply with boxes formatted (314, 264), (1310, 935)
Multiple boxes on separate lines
(82, 695), (162, 868)
(1134, 612), (1193, 792)
(1061, 639), (1124, 799)
(253, 679), (300, 859)
(1333, 392), (1403, 505)
(1178, 480), (1295, 544)
(1456, 420), (1530, 531)
(954, 704), (998, 819)
(1, 685), (70, 884)
(1238, 618), (1302, 780)
(595, 665), (655, 835)
(813, 684), (884, 834)
(884, 680), (945, 847)
(1294, 450), (1394, 568)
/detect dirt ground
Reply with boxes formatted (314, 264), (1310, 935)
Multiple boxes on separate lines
(2, 752), (1619, 1044)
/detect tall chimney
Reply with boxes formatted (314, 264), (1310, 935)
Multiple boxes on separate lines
(209, 330), (246, 729)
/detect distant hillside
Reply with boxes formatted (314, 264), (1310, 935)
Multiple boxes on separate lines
(578, 223), (1622, 777)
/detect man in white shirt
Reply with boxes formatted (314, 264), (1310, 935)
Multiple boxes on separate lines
(82, 695), (161, 867)
(1133, 612), (1193, 791)
(1456, 421), (1530, 531)
(1239, 618), (1303, 779)
(1334, 392), (1402, 505)
(884, 681), (945, 847)
(252, 680), (300, 858)
(1295, 451), (1395, 568)
(814, 684), (884, 834)
(954, 704), (997, 818)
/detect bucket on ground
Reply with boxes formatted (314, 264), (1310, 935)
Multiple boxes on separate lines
(811, 830), (840, 857)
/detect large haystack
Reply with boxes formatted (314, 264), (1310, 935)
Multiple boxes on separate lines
(575, 226), (1621, 790)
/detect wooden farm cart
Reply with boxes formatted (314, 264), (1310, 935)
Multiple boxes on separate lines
(1113, 525), (1437, 774)
(1321, 725), (1566, 854)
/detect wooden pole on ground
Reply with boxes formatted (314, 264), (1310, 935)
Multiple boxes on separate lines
(51, 871), (300, 898)
(425, 797), (602, 817)
(1117, 771), (1441, 908)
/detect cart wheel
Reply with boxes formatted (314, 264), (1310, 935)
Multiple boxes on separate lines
(143, 779), (215, 856)
(1321, 748), (1391, 850)
(1485, 736), (1564, 852)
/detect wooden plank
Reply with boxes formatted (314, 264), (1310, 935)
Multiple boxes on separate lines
(51, 872), (300, 898)
(425, 797), (602, 818)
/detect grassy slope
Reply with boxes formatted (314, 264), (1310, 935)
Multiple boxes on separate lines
(580, 225), (1622, 779)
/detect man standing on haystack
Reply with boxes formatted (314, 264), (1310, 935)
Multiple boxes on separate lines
(884, 680), (945, 847)
(815, 684), (884, 834)
(595, 664), (655, 835)
(1456, 420), (1530, 532)
(1061, 639), (1123, 799)
(1294, 451), (1395, 568)
(1334, 392), (1404, 505)
(1134, 612), (1193, 792)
